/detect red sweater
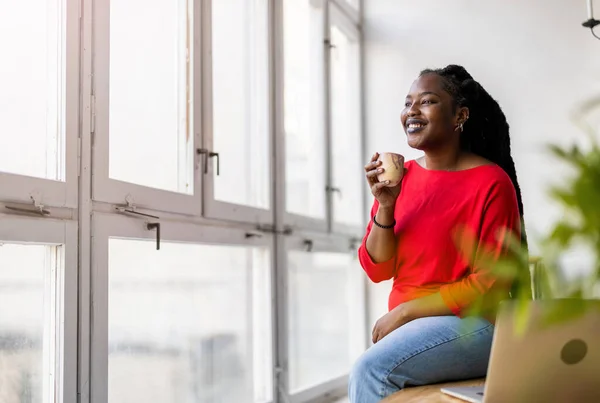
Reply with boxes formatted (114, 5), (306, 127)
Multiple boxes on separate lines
(358, 160), (521, 317)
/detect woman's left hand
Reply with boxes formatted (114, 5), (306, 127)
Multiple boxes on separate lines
(372, 305), (412, 343)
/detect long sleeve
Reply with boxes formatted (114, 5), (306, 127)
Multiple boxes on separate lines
(357, 199), (397, 283)
(439, 177), (521, 317)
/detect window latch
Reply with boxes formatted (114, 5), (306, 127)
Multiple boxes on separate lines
(4, 195), (50, 216)
(197, 148), (220, 175)
(256, 224), (293, 236)
(115, 198), (159, 219)
(304, 239), (314, 252)
(245, 231), (264, 239)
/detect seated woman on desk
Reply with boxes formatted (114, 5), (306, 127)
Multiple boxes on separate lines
(349, 65), (528, 403)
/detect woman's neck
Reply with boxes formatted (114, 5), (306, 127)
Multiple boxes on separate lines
(421, 148), (465, 171)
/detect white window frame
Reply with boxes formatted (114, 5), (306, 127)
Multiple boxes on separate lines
(91, 0), (203, 216)
(327, 1), (364, 238)
(199, 0), (273, 225)
(89, 212), (275, 403)
(0, 0), (79, 209)
(276, 0), (329, 235)
(0, 214), (78, 403)
(279, 232), (366, 403)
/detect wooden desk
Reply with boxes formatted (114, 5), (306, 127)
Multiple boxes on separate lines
(382, 378), (485, 403)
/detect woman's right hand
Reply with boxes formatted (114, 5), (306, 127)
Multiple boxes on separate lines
(364, 152), (403, 208)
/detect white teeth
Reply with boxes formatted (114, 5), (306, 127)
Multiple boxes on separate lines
(408, 123), (424, 128)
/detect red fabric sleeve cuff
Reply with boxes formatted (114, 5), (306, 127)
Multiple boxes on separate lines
(439, 285), (463, 317)
(358, 243), (396, 283)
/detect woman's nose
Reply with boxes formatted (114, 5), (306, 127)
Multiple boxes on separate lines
(407, 103), (420, 116)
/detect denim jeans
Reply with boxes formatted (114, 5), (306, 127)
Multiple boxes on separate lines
(348, 315), (494, 403)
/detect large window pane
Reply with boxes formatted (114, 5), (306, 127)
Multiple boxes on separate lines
(109, 0), (194, 194)
(330, 26), (363, 228)
(0, 244), (58, 403)
(0, 0), (65, 180)
(283, 0), (327, 219)
(287, 250), (364, 392)
(108, 239), (272, 403)
(212, 0), (270, 209)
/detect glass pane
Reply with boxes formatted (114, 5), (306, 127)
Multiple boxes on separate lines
(212, 0), (270, 209)
(330, 26), (363, 227)
(108, 239), (272, 403)
(0, 1), (65, 180)
(0, 244), (56, 402)
(283, 0), (327, 219)
(109, 0), (194, 194)
(288, 250), (365, 392)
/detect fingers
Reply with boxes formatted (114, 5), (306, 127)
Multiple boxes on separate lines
(371, 180), (391, 195)
(365, 153), (383, 188)
(365, 167), (383, 179)
(364, 158), (382, 173)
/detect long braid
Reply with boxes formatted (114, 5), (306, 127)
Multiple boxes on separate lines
(421, 65), (529, 297)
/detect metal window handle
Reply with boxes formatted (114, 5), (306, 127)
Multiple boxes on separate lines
(147, 223), (161, 250)
(324, 39), (336, 49)
(304, 239), (313, 252)
(326, 186), (342, 198)
(197, 148), (220, 175)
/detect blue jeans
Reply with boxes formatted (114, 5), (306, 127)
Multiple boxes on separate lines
(348, 315), (494, 403)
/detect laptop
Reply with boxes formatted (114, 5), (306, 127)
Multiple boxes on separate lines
(441, 299), (600, 403)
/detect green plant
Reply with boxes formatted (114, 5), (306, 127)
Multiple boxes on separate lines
(543, 137), (600, 298)
(458, 132), (600, 329)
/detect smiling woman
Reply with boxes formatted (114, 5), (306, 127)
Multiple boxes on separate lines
(350, 65), (529, 403)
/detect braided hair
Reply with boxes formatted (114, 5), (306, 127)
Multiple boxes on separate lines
(420, 65), (526, 239)
(421, 65), (529, 298)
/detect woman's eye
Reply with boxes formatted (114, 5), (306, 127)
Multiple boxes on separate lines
(422, 99), (434, 104)
(404, 101), (411, 107)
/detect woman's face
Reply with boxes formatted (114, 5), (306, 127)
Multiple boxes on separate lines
(400, 73), (462, 151)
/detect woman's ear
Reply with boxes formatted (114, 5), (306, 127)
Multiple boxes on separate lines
(457, 106), (470, 126)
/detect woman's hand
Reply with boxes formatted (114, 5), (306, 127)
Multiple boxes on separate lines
(372, 304), (412, 343)
(364, 152), (403, 208)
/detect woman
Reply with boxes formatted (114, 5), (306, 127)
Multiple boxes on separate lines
(348, 65), (528, 402)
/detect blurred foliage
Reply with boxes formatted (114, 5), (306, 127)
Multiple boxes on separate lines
(459, 133), (600, 332)
(545, 138), (600, 290)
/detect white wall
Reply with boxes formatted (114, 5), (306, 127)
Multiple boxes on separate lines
(362, 0), (600, 324)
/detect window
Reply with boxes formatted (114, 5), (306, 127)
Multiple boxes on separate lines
(329, 21), (364, 232)
(0, 1), (64, 181)
(2, 1), (367, 402)
(0, 0), (78, 208)
(92, 0), (200, 214)
(0, 218), (77, 403)
(207, 0), (271, 218)
(91, 217), (272, 403)
(287, 239), (366, 394)
(108, 0), (194, 194)
(0, 245), (49, 402)
(283, 0), (327, 224)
